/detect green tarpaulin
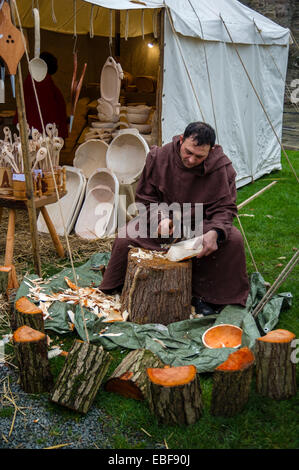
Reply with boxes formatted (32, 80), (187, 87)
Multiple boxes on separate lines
(15, 253), (292, 373)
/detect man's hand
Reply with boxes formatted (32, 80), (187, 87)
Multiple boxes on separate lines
(196, 230), (218, 259)
(157, 218), (173, 237)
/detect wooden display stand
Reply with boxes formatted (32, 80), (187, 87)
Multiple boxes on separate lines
(255, 329), (297, 400)
(105, 349), (164, 400)
(146, 365), (203, 425)
(210, 347), (255, 417)
(0, 190), (67, 267)
(121, 248), (192, 325)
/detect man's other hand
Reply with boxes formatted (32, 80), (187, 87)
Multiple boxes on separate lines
(157, 218), (173, 237)
(196, 230), (218, 258)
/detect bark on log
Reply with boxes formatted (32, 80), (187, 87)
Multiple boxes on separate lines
(121, 248), (192, 325)
(51, 339), (112, 414)
(13, 325), (53, 393)
(146, 365), (203, 425)
(210, 347), (255, 417)
(105, 349), (164, 400)
(15, 296), (44, 332)
(255, 329), (297, 400)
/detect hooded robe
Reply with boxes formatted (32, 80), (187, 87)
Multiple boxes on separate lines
(14, 73), (68, 139)
(99, 136), (250, 306)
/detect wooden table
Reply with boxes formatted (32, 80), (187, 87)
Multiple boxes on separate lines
(0, 191), (67, 266)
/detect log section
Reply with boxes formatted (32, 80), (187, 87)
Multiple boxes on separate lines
(146, 364), (203, 425)
(121, 248), (192, 325)
(13, 325), (53, 393)
(105, 349), (164, 400)
(15, 296), (44, 332)
(255, 329), (297, 399)
(210, 347), (255, 417)
(51, 339), (112, 414)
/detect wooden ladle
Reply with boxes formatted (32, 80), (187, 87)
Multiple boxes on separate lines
(28, 9), (47, 82)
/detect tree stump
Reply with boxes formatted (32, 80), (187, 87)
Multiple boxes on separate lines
(255, 329), (297, 400)
(15, 296), (44, 332)
(13, 325), (53, 394)
(105, 349), (164, 400)
(51, 339), (112, 414)
(146, 364), (203, 425)
(210, 347), (255, 417)
(121, 248), (192, 325)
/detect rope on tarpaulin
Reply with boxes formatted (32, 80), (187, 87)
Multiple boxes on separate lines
(11, 0), (90, 343)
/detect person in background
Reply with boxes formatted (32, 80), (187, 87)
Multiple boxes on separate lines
(14, 52), (68, 139)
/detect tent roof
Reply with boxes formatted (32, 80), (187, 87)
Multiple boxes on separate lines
(85, 0), (290, 45)
(15, 0), (290, 45)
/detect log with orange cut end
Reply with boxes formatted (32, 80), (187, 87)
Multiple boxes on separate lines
(15, 296), (45, 332)
(146, 364), (203, 425)
(105, 349), (164, 401)
(255, 329), (297, 400)
(13, 325), (53, 393)
(211, 347), (255, 417)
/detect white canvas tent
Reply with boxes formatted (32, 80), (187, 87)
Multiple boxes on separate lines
(14, 0), (291, 187)
(84, 0), (291, 187)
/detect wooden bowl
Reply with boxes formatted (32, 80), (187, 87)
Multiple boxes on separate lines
(202, 324), (243, 349)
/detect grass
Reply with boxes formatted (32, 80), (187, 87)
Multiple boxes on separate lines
(0, 150), (298, 450)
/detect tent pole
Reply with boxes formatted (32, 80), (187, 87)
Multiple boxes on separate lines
(157, 8), (165, 147)
(115, 10), (121, 58)
(11, 1), (42, 277)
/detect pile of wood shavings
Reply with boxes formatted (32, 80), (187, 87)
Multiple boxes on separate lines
(130, 248), (167, 260)
(25, 276), (128, 324)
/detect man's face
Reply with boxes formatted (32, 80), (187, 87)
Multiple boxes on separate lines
(179, 135), (211, 168)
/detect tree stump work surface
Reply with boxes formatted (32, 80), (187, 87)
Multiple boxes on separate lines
(121, 248), (192, 325)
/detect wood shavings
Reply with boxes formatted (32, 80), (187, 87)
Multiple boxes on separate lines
(48, 347), (63, 359)
(28, 277), (128, 323)
(98, 332), (123, 337)
(131, 248), (167, 260)
(152, 337), (167, 349)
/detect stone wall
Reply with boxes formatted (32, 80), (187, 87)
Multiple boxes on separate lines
(240, 0), (299, 89)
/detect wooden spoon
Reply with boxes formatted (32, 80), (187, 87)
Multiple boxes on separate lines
(1, 148), (19, 173)
(32, 147), (47, 170)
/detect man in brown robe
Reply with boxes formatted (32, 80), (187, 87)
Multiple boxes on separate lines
(99, 122), (250, 315)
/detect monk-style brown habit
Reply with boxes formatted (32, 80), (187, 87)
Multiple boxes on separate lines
(100, 136), (250, 306)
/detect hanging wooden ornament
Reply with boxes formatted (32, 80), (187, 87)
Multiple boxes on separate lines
(0, 1), (25, 98)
